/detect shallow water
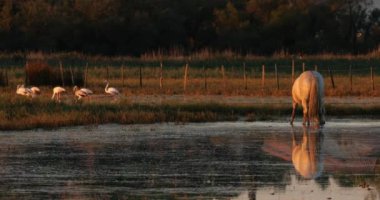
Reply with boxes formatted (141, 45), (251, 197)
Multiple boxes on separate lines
(1, 121), (380, 199)
(65, 94), (380, 106)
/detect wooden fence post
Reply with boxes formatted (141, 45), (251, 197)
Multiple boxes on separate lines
(25, 61), (29, 85)
(121, 65), (125, 87)
(261, 64), (265, 91)
(5, 68), (8, 86)
(203, 65), (207, 91)
(291, 59), (295, 83)
(275, 64), (279, 90)
(302, 62), (305, 72)
(59, 61), (64, 86)
(349, 65), (352, 91)
(243, 62), (247, 90)
(69, 66), (74, 86)
(159, 62), (163, 89)
(139, 65), (143, 88)
(221, 65), (226, 92)
(106, 65), (109, 81)
(328, 66), (335, 89)
(0, 70), (2, 86)
(371, 66), (375, 91)
(84, 63), (88, 87)
(183, 63), (189, 92)
(1, 69), (3, 86)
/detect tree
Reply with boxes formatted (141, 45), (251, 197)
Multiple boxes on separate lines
(331, 0), (373, 54)
(213, 1), (251, 50)
(0, 0), (13, 32)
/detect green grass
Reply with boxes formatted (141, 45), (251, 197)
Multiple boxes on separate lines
(0, 95), (379, 130)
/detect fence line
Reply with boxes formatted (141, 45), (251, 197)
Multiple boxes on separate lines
(2, 61), (378, 95)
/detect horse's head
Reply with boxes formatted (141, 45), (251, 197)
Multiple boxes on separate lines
(292, 126), (324, 179)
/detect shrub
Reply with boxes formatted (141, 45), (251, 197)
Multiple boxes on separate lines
(0, 70), (7, 86)
(25, 52), (83, 86)
(25, 60), (53, 86)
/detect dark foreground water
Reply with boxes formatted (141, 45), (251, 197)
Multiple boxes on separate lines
(1, 121), (380, 199)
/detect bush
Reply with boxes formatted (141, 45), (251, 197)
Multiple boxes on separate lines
(25, 52), (83, 86)
(25, 60), (54, 86)
(0, 70), (8, 86)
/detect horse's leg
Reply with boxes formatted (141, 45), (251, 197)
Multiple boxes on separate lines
(291, 126), (296, 147)
(290, 101), (297, 125)
(301, 100), (309, 125)
(320, 106), (326, 125)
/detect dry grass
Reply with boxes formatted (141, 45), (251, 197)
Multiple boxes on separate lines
(0, 96), (237, 130)
(4, 65), (380, 96)
(0, 52), (379, 130)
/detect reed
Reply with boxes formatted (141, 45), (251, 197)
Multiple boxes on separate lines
(0, 51), (379, 72)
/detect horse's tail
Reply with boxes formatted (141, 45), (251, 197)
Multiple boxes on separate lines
(308, 76), (320, 123)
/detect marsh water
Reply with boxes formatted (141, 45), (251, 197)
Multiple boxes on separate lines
(1, 121), (380, 199)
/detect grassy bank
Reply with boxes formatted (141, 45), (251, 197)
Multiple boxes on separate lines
(1, 96), (379, 130)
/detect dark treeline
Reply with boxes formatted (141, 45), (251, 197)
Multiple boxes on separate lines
(0, 0), (379, 56)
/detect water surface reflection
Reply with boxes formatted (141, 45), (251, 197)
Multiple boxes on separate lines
(291, 126), (324, 179)
(1, 122), (379, 199)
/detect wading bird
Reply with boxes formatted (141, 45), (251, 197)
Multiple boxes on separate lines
(73, 86), (92, 101)
(104, 80), (120, 96)
(290, 71), (325, 126)
(16, 84), (33, 98)
(30, 86), (41, 96)
(51, 86), (66, 102)
(77, 86), (93, 96)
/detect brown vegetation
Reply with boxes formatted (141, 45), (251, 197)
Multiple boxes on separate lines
(0, 52), (379, 130)
(25, 53), (84, 86)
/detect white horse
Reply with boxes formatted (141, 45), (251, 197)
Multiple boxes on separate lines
(291, 71), (325, 125)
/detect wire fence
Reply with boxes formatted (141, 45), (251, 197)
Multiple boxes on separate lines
(0, 60), (378, 96)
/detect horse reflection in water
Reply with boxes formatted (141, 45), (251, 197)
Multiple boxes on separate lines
(291, 71), (325, 126)
(292, 126), (324, 179)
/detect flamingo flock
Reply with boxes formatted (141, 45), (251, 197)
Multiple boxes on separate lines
(17, 82), (120, 102)
(16, 85), (41, 98)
